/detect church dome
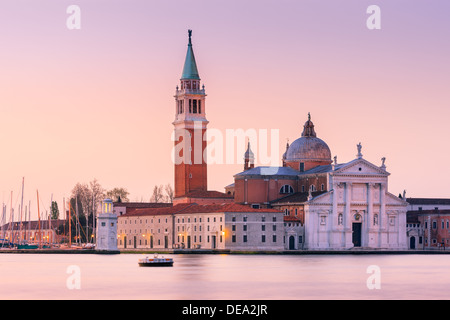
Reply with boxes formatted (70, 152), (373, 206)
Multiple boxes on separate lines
(285, 113), (332, 164)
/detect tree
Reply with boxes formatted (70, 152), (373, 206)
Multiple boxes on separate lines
(150, 185), (165, 203)
(51, 201), (59, 220)
(106, 187), (130, 202)
(69, 179), (105, 243)
(150, 184), (173, 203)
(164, 184), (174, 203)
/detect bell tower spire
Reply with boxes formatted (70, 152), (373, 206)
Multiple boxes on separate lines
(173, 30), (208, 199)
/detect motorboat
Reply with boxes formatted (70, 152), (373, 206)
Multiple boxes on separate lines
(138, 254), (174, 267)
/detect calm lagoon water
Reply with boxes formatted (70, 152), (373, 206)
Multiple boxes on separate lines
(0, 253), (449, 300)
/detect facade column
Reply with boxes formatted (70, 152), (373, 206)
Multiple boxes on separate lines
(331, 182), (338, 248)
(380, 183), (387, 248)
(304, 206), (314, 249)
(344, 182), (353, 248)
(367, 182), (375, 247)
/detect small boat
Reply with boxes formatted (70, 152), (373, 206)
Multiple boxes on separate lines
(17, 243), (39, 249)
(138, 254), (174, 267)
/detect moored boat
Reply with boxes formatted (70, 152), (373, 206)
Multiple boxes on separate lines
(138, 254), (174, 267)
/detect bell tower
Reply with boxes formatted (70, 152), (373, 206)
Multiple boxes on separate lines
(173, 30), (208, 199)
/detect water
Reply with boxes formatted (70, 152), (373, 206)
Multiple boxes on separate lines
(0, 253), (449, 300)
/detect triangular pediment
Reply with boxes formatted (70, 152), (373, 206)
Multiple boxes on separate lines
(386, 192), (409, 206)
(308, 191), (333, 204)
(334, 158), (389, 176)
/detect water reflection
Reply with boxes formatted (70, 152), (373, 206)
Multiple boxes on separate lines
(1, 253), (450, 299)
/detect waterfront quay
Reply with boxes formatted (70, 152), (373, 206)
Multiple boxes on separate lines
(2, 247), (450, 255)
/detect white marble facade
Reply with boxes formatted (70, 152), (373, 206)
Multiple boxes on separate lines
(303, 158), (408, 250)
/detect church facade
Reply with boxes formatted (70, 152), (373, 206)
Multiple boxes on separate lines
(232, 115), (408, 250)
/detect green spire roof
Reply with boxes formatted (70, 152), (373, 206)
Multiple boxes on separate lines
(181, 30), (200, 80)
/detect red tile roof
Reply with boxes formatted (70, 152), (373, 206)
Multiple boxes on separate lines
(113, 202), (172, 208)
(180, 190), (234, 199)
(120, 202), (281, 217)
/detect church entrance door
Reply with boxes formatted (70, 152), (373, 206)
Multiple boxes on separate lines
(289, 236), (295, 250)
(352, 223), (362, 247)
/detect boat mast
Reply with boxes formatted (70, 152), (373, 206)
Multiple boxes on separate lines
(28, 200), (31, 243)
(8, 191), (13, 246)
(68, 198), (72, 248)
(75, 196), (79, 245)
(20, 177), (24, 244)
(37, 190), (41, 249)
(1, 203), (5, 246)
(49, 194), (53, 245)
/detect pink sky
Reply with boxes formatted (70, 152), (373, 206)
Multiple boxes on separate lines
(0, 0), (449, 218)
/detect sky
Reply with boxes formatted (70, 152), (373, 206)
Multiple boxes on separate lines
(0, 0), (449, 219)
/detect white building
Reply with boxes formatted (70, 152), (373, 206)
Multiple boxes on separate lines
(302, 157), (408, 250)
(117, 203), (285, 251)
(96, 199), (118, 252)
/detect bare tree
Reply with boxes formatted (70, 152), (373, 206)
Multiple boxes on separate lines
(150, 185), (165, 203)
(164, 184), (174, 203)
(71, 179), (105, 220)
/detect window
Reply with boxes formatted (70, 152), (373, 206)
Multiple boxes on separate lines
(252, 204), (260, 209)
(433, 221), (437, 229)
(232, 225), (236, 231)
(189, 99), (192, 113)
(193, 99), (197, 113)
(280, 185), (294, 194)
(243, 225), (247, 231)
(301, 185), (305, 193)
(272, 225), (277, 231)
(232, 235), (236, 243)
(198, 100), (202, 113)
(321, 184), (325, 191)
(262, 235), (266, 243)
(272, 235), (277, 242)
(243, 235), (248, 243)
(262, 225), (265, 231)
(272, 216), (277, 222)
(300, 162), (305, 172)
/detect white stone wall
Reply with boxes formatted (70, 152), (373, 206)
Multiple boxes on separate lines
(117, 214), (173, 249)
(96, 213), (118, 251)
(225, 212), (285, 251)
(304, 159), (408, 250)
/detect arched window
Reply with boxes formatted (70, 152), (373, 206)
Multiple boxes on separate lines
(280, 185), (294, 194)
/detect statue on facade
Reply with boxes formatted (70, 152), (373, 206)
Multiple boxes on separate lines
(356, 142), (363, 159)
